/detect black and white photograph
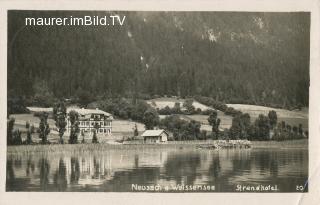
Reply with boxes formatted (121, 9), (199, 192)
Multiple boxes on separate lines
(5, 9), (311, 194)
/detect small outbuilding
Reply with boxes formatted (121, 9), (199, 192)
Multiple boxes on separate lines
(141, 129), (168, 143)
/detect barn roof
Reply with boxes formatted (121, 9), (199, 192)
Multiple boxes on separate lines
(27, 107), (53, 112)
(141, 129), (167, 137)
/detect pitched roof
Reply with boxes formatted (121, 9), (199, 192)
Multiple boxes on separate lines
(27, 107), (53, 112)
(67, 108), (112, 117)
(141, 129), (167, 137)
(27, 106), (112, 118)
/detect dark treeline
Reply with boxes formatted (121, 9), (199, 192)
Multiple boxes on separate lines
(227, 111), (308, 141)
(195, 96), (242, 116)
(8, 11), (309, 109)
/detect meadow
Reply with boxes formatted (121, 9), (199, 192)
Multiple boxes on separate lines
(227, 104), (308, 130)
(146, 97), (308, 131)
(147, 97), (233, 130)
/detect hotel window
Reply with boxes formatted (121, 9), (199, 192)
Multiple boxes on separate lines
(104, 129), (106, 133)
(86, 121), (89, 126)
(91, 122), (94, 126)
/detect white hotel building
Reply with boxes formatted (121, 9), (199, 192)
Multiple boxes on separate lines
(66, 108), (113, 136)
(27, 106), (113, 136)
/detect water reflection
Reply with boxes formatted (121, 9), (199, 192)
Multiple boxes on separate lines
(102, 167), (161, 192)
(164, 153), (201, 185)
(6, 148), (308, 192)
(53, 158), (67, 191)
(6, 160), (15, 189)
(270, 159), (278, 177)
(39, 159), (50, 191)
(26, 157), (35, 176)
(209, 156), (221, 179)
(70, 157), (80, 184)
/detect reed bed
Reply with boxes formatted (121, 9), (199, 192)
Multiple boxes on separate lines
(7, 143), (192, 154)
(7, 139), (308, 155)
(251, 139), (308, 149)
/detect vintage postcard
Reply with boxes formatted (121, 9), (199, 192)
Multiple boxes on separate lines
(0, 0), (320, 205)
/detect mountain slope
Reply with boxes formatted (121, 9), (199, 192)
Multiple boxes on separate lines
(8, 11), (310, 108)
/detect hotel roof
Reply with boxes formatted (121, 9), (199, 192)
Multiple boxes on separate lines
(27, 107), (112, 118)
(68, 108), (112, 117)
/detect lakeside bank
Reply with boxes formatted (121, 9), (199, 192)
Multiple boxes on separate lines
(7, 139), (308, 154)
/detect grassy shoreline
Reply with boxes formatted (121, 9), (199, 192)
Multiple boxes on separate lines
(7, 139), (308, 154)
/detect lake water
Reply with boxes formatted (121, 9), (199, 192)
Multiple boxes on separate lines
(6, 147), (308, 192)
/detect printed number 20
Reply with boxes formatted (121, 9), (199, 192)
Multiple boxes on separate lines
(296, 185), (304, 191)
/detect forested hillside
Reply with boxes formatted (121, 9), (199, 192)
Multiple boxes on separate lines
(8, 11), (310, 108)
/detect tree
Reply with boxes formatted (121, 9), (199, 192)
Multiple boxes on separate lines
(81, 130), (85, 143)
(186, 120), (201, 140)
(92, 131), (98, 143)
(133, 124), (139, 137)
(286, 125), (292, 133)
(281, 121), (286, 131)
(183, 99), (195, 114)
(92, 122), (100, 143)
(7, 118), (15, 145)
(7, 95), (28, 115)
(12, 129), (22, 145)
(222, 129), (230, 140)
(160, 115), (202, 141)
(25, 121), (30, 129)
(292, 125), (299, 138)
(160, 115), (183, 140)
(208, 110), (220, 138)
(254, 114), (270, 140)
(26, 123), (35, 145)
(68, 110), (79, 144)
(38, 112), (50, 144)
(240, 113), (251, 139)
(53, 101), (67, 144)
(229, 115), (242, 140)
(298, 124), (303, 136)
(200, 130), (207, 140)
(172, 102), (181, 114)
(268, 110), (278, 129)
(158, 106), (172, 115)
(142, 108), (159, 130)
